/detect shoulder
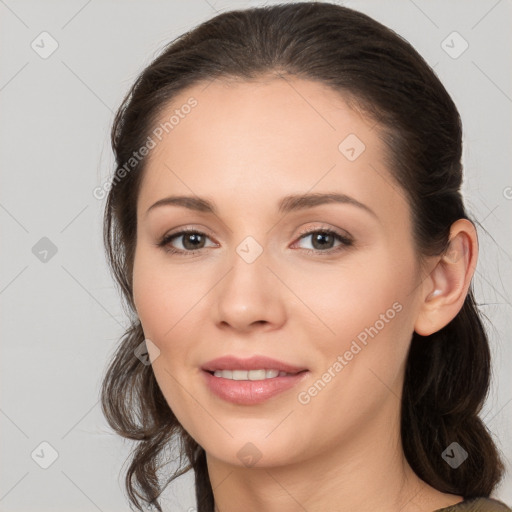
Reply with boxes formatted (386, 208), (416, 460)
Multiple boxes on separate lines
(434, 497), (512, 512)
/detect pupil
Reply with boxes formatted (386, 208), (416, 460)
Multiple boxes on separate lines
(184, 233), (204, 250)
(312, 232), (333, 250)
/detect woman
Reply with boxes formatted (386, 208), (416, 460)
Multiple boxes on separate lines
(100, 3), (510, 511)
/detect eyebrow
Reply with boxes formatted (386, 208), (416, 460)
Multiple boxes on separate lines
(145, 192), (377, 219)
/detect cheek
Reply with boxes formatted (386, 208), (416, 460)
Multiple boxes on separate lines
(301, 249), (417, 403)
(132, 252), (205, 432)
(132, 248), (201, 340)
(301, 253), (409, 340)
(133, 264), (169, 341)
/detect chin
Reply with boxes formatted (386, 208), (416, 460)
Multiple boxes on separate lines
(199, 428), (307, 469)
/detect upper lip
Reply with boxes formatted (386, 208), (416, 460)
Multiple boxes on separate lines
(201, 355), (308, 374)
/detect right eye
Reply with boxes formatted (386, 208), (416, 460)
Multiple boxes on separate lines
(157, 229), (217, 255)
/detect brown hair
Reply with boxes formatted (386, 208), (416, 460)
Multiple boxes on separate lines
(100, 3), (505, 511)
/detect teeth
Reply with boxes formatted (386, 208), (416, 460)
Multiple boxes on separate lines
(212, 369), (290, 380)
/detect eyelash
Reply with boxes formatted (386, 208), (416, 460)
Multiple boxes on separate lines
(157, 226), (353, 257)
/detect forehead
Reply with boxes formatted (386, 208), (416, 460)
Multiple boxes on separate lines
(137, 76), (406, 222)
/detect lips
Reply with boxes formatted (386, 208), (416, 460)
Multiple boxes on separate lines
(201, 355), (307, 374)
(201, 355), (309, 405)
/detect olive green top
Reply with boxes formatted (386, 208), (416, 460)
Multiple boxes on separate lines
(434, 497), (512, 511)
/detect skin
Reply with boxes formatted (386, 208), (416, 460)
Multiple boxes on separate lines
(132, 76), (477, 512)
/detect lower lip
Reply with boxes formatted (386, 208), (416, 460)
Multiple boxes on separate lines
(202, 370), (309, 405)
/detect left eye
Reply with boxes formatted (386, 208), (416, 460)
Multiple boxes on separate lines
(295, 229), (352, 252)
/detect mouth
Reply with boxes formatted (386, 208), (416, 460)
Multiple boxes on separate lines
(201, 354), (308, 375)
(201, 355), (309, 404)
(204, 369), (307, 380)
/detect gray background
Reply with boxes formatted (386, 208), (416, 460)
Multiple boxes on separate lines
(0, 0), (511, 510)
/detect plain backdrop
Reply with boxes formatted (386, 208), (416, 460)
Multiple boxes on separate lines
(1, 1), (511, 511)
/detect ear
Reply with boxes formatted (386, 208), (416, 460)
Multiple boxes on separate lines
(414, 219), (478, 336)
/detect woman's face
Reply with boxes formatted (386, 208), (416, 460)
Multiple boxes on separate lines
(132, 76), (426, 469)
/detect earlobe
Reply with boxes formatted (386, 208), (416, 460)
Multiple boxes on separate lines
(414, 219), (478, 336)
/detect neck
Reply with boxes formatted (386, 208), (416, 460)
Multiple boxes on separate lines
(205, 402), (462, 512)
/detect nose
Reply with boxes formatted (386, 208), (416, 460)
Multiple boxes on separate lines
(212, 248), (287, 333)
